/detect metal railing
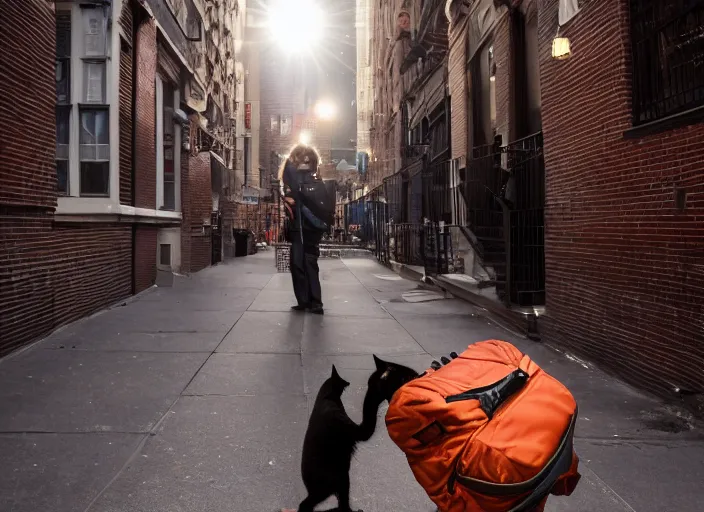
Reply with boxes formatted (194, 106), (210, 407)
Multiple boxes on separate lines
(388, 223), (425, 267)
(504, 132), (545, 306)
(630, 0), (704, 124)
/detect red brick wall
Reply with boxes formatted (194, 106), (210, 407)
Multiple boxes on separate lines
(134, 18), (157, 209)
(134, 226), (156, 292)
(0, 0), (56, 208)
(49, 224), (132, 329)
(119, 0), (135, 205)
(0, 213), (132, 356)
(539, 0), (704, 411)
(181, 152), (212, 273)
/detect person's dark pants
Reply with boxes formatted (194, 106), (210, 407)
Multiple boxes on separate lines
(290, 230), (322, 308)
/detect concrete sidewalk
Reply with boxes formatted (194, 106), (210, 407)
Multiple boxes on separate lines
(0, 253), (702, 512)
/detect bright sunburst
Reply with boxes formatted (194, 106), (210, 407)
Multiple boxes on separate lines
(267, 0), (325, 53)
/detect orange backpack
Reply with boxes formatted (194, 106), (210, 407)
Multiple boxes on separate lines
(385, 340), (581, 512)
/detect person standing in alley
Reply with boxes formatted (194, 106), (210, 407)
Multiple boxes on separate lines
(280, 144), (325, 314)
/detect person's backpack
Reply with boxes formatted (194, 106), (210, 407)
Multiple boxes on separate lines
(385, 340), (581, 512)
(299, 204), (329, 231)
(298, 176), (335, 227)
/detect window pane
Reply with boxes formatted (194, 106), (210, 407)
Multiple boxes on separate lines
(163, 181), (175, 211)
(95, 110), (109, 144)
(80, 110), (95, 145)
(80, 161), (109, 196)
(83, 61), (106, 103)
(56, 11), (71, 58)
(83, 8), (106, 57)
(57, 160), (69, 195)
(56, 59), (70, 103)
(56, 107), (70, 145)
(80, 109), (109, 145)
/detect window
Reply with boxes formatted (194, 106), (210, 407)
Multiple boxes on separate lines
(79, 108), (110, 195)
(160, 244), (172, 266)
(156, 75), (179, 211)
(49, 5), (112, 197)
(56, 11), (71, 194)
(56, 106), (70, 194)
(78, 6), (110, 196)
(630, 0), (704, 125)
(162, 80), (176, 210)
(470, 43), (496, 148)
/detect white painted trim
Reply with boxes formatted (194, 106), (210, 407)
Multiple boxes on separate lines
(109, 0), (122, 202)
(68, 3), (81, 197)
(56, 197), (182, 220)
(62, 2), (119, 203)
(174, 88), (182, 212)
(156, 75), (165, 208)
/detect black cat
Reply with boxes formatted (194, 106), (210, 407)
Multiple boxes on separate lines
(369, 354), (421, 403)
(298, 365), (384, 512)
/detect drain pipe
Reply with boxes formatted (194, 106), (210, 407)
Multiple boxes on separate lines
(130, 9), (143, 295)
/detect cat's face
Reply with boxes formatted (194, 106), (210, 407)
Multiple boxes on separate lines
(370, 355), (419, 402)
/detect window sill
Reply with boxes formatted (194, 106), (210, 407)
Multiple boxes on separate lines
(624, 105), (704, 139)
(55, 198), (182, 225)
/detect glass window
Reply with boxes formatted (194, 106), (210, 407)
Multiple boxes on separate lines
(56, 11), (71, 193)
(56, 59), (71, 104)
(56, 107), (70, 194)
(79, 108), (110, 196)
(82, 7), (107, 57)
(80, 162), (110, 196)
(162, 80), (176, 211)
(83, 61), (106, 103)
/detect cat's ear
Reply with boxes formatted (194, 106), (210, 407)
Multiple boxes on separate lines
(331, 365), (346, 382)
(331, 365), (350, 386)
(373, 354), (386, 371)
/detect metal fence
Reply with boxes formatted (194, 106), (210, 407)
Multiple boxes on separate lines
(339, 133), (545, 307)
(388, 223), (425, 267)
(504, 132), (545, 306)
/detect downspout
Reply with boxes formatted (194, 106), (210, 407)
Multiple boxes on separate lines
(130, 7), (142, 295)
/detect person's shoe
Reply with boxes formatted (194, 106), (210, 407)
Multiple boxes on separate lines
(309, 305), (324, 315)
(291, 304), (309, 312)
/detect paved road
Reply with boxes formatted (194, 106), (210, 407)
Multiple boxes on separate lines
(0, 253), (702, 512)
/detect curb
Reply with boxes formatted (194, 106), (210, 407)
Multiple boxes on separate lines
(388, 261), (539, 339)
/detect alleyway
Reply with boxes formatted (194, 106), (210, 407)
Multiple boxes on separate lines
(0, 253), (702, 512)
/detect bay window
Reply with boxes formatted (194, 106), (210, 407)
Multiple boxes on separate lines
(156, 75), (180, 211)
(55, 10), (71, 194)
(55, 3), (112, 199)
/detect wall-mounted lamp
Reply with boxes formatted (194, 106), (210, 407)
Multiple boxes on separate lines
(552, 27), (572, 60)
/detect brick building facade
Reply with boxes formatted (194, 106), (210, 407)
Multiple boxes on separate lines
(360, 0), (703, 413)
(537, 0), (704, 412)
(0, 0), (248, 356)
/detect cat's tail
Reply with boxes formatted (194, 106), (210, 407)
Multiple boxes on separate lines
(357, 385), (384, 442)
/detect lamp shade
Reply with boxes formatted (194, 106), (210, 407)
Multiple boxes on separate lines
(552, 37), (572, 60)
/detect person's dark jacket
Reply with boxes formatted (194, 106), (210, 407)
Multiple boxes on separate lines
(282, 162), (323, 233)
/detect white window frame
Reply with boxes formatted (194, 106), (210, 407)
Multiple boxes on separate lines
(55, 2), (181, 222)
(156, 75), (182, 211)
(56, 2), (119, 205)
